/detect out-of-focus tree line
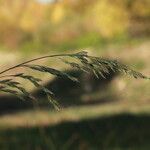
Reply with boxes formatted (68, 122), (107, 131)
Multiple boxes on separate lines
(0, 0), (149, 50)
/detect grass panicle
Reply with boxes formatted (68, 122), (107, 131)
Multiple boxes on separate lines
(0, 51), (149, 110)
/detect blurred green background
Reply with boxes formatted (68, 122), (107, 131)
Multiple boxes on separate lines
(0, 0), (149, 149)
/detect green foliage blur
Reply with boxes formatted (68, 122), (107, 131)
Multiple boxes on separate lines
(0, 0), (149, 53)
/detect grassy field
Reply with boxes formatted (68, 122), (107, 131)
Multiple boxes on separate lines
(0, 1), (149, 149)
(0, 39), (149, 150)
(0, 103), (150, 150)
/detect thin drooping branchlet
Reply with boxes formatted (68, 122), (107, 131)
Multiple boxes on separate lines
(22, 64), (79, 83)
(0, 51), (149, 110)
(0, 86), (26, 101)
(59, 58), (89, 73)
(15, 73), (59, 110)
(0, 78), (34, 101)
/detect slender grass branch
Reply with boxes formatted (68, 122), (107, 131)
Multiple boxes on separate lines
(0, 53), (71, 75)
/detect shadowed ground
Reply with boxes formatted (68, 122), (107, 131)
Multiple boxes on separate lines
(0, 113), (149, 150)
(0, 69), (117, 114)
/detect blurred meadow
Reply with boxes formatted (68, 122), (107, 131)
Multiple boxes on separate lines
(0, 0), (150, 149)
